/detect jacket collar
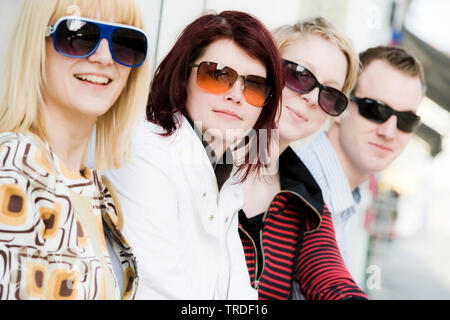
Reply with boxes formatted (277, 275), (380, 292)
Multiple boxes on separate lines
(279, 146), (324, 215)
(183, 112), (234, 190)
(184, 112), (217, 166)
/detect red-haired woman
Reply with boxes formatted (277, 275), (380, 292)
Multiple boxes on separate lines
(105, 11), (284, 299)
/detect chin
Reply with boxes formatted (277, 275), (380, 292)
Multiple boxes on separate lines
(365, 159), (392, 174)
(78, 106), (112, 118)
(82, 99), (115, 113)
(211, 124), (248, 141)
(279, 128), (305, 145)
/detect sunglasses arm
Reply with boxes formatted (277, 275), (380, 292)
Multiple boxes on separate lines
(45, 25), (56, 37)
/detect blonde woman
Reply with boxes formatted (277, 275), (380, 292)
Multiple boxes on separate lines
(239, 17), (368, 299)
(0, 0), (150, 300)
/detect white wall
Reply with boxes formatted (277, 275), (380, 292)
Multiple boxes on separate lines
(146, 0), (303, 70)
(135, 0), (163, 73)
(152, 0), (205, 68)
(0, 0), (397, 77)
(205, 0), (301, 30)
(0, 0), (22, 73)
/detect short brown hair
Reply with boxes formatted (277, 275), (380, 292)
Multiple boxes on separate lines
(359, 45), (426, 95)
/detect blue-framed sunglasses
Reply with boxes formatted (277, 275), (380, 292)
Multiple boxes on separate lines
(46, 16), (148, 68)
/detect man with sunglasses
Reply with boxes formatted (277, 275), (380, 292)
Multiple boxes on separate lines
(297, 45), (425, 279)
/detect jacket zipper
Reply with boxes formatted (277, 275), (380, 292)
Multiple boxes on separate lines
(238, 226), (260, 289)
(240, 189), (322, 290)
(254, 230), (265, 290)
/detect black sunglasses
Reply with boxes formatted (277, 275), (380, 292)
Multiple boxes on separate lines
(282, 59), (348, 116)
(350, 94), (421, 133)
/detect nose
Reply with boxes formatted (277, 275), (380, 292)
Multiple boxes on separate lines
(377, 115), (397, 140)
(223, 77), (244, 105)
(301, 87), (320, 108)
(87, 38), (114, 65)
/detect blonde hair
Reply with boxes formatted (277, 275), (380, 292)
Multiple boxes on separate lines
(272, 16), (359, 96)
(0, 0), (150, 170)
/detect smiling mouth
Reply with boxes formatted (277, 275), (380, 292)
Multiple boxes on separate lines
(286, 106), (307, 121)
(369, 142), (393, 152)
(74, 74), (112, 85)
(213, 110), (243, 120)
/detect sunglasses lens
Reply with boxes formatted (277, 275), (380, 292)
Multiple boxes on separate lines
(111, 28), (147, 67)
(319, 88), (348, 116)
(283, 60), (347, 115)
(283, 62), (316, 93)
(55, 20), (99, 57)
(196, 62), (237, 94)
(397, 113), (421, 132)
(195, 62), (270, 107)
(243, 76), (271, 107)
(357, 99), (387, 123)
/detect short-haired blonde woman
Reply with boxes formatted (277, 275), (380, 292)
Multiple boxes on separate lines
(239, 17), (368, 299)
(0, 0), (150, 300)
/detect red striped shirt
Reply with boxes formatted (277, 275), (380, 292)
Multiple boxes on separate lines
(239, 192), (368, 300)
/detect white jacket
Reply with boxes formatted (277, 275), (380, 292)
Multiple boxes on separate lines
(104, 116), (257, 299)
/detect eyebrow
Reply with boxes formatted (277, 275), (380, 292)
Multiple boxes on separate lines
(322, 79), (342, 88)
(296, 59), (343, 89)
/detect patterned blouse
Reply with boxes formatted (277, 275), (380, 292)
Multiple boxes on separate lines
(0, 133), (138, 300)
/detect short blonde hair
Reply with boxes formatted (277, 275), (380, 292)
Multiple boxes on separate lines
(0, 0), (151, 170)
(272, 16), (359, 96)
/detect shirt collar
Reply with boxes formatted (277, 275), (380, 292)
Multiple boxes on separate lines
(26, 133), (97, 196)
(313, 132), (359, 213)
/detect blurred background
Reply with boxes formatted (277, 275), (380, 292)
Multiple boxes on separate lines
(0, 0), (449, 299)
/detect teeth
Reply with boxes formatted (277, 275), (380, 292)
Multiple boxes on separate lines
(74, 74), (111, 85)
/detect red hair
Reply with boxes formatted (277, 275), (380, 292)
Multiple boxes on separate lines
(147, 11), (284, 180)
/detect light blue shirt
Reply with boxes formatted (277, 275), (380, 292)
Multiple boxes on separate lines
(296, 131), (360, 267)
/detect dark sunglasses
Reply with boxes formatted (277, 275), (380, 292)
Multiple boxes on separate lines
(351, 94), (421, 133)
(189, 61), (272, 108)
(282, 59), (348, 116)
(46, 16), (148, 68)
